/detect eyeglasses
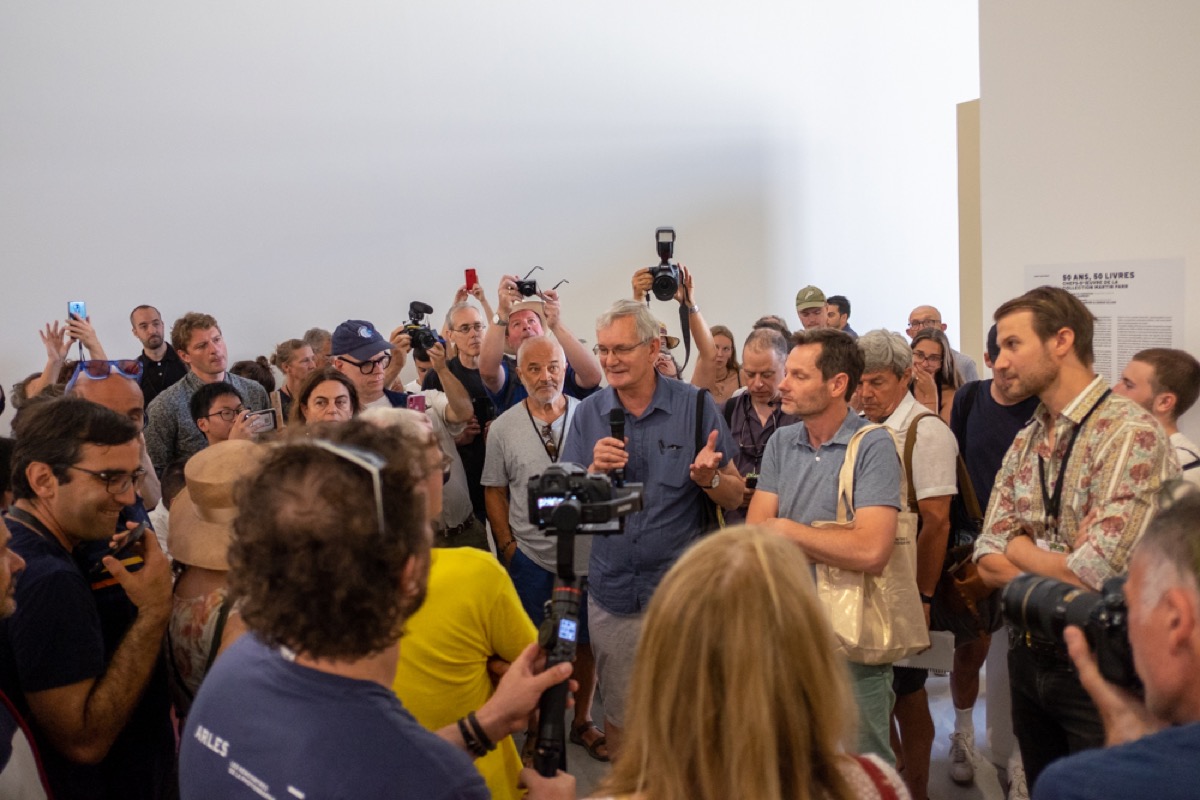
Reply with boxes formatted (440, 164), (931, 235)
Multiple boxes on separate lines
(592, 339), (651, 358)
(204, 405), (246, 422)
(451, 323), (486, 334)
(64, 465), (147, 495)
(907, 318), (941, 330)
(307, 440), (389, 536)
(64, 359), (144, 393)
(912, 351), (943, 365)
(338, 354), (392, 374)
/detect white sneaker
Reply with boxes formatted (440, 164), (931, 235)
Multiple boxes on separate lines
(1008, 759), (1029, 800)
(948, 731), (975, 785)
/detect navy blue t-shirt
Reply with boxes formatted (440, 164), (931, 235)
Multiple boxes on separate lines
(950, 380), (1039, 515)
(180, 635), (489, 800)
(1034, 721), (1200, 800)
(0, 511), (175, 800)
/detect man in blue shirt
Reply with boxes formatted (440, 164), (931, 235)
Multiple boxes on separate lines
(747, 328), (902, 763)
(1033, 488), (1200, 800)
(561, 298), (743, 756)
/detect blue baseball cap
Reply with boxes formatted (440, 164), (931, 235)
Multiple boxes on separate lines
(331, 320), (391, 362)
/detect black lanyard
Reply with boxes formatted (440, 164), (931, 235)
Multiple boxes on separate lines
(1038, 388), (1111, 534)
(524, 401), (564, 463)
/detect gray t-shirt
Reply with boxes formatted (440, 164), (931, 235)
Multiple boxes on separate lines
(481, 397), (590, 575)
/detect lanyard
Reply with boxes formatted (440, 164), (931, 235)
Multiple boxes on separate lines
(524, 401), (563, 463)
(1038, 388), (1111, 535)
(739, 396), (780, 464)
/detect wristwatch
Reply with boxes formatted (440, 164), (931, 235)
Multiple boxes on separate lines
(709, 472), (721, 489)
(492, 313), (508, 326)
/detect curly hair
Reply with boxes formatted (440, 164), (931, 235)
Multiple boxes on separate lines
(227, 419), (430, 660)
(288, 367), (360, 426)
(170, 312), (220, 353)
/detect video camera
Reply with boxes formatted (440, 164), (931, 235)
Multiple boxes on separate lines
(1001, 573), (1140, 690)
(647, 227), (679, 302)
(403, 301), (445, 362)
(527, 464), (642, 778)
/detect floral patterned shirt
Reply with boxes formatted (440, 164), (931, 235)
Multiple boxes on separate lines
(974, 375), (1178, 589)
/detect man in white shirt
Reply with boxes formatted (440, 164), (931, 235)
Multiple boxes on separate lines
(1113, 348), (1200, 484)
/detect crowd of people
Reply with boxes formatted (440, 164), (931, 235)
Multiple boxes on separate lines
(1, 269), (1199, 800)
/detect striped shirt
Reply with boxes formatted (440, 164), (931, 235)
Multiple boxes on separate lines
(974, 375), (1178, 589)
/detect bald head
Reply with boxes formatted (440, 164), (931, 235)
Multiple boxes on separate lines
(906, 305), (947, 338)
(71, 374), (146, 430)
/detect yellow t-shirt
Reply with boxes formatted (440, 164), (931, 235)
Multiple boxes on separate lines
(394, 547), (537, 800)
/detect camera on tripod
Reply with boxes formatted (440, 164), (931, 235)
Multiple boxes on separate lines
(1001, 573), (1140, 690)
(403, 301), (444, 362)
(647, 227), (680, 302)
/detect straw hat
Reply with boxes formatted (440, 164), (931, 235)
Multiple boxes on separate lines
(509, 298), (547, 326)
(168, 439), (266, 571)
(656, 320), (680, 350)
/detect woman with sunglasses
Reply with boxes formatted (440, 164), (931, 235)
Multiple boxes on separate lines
(910, 328), (960, 424)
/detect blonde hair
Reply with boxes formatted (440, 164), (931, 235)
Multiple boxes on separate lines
(600, 526), (859, 800)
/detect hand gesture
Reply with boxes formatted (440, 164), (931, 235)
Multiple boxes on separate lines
(497, 274), (522, 316)
(519, 767), (577, 800)
(540, 289), (562, 330)
(631, 267), (653, 299)
(454, 416), (482, 446)
(228, 409), (265, 441)
(453, 284), (471, 305)
(66, 315), (105, 357)
(689, 430), (723, 487)
(591, 436), (628, 472)
(104, 523), (172, 624)
(427, 341), (448, 372)
(673, 263), (695, 305)
(1064, 626), (1162, 746)
(480, 643), (575, 737)
(40, 321), (72, 362)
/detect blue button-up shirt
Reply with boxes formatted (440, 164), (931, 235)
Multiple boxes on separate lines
(561, 377), (734, 615)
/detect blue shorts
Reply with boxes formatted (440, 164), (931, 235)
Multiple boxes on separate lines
(506, 545), (591, 645)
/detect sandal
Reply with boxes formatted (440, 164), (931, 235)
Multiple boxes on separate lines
(569, 721), (610, 762)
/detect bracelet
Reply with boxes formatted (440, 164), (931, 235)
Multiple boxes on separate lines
(457, 716), (488, 757)
(467, 711), (496, 753)
(919, 592), (935, 605)
(687, 304), (700, 315)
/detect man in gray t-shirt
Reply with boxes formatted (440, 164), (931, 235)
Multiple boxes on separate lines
(480, 335), (607, 760)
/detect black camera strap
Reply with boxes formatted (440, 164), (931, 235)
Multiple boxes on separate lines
(1038, 388), (1111, 537)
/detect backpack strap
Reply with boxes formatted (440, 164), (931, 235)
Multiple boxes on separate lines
(695, 387), (708, 455)
(854, 754), (902, 800)
(902, 412), (938, 514)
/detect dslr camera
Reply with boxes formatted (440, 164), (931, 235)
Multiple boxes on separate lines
(516, 266), (543, 297)
(647, 227), (680, 302)
(403, 301), (445, 362)
(1001, 573), (1140, 690)
(528, 463), (643, 532)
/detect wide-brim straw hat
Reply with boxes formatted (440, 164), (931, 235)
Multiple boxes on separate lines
(168, 439), (266, 571)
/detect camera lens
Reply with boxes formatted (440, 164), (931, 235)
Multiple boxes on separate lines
(1001, 573), (1102, 644)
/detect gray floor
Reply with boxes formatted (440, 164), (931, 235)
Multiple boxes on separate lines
(542, 671), (1010, 799)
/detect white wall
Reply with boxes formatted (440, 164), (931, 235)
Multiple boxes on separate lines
(0, 1), (978, 430)
(979, 0), (1200, 440)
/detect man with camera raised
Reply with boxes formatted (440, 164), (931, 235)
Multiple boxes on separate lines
(1031, 486), (1200, 800)
(973, 286), (1177, 792)
(479, 275), (602, 413)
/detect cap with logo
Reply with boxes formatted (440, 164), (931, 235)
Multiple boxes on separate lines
(794, 285), (827, 311)
(331, 319), (391, 362)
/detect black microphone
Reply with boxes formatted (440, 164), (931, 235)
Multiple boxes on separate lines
(608, 408), (626, 487)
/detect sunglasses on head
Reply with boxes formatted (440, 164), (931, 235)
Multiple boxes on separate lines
(64, 360), (145, 393)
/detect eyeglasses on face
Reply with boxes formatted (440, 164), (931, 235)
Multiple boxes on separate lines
(204, 405), (246, 422)
(307, 440), (389, 536)
(451, 323), (486, 334)
(592, 339), (651, 358)
(907, 318), (941, 330)
(64, 465), (147, 495)
(912, 351), (944, 365)
(339, 354), (392, 374)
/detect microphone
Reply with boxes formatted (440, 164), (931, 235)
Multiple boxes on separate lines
(608, 408), (626, 486)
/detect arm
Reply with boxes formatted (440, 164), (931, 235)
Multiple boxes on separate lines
(688, 429), (744, 510)
(1006, 536), (1089, 588)
(25, 533), (172, 765)
(67, 315), (108, 361)
(763, 505), (898, 574)
(479, 274), (519, 394)
(915, 495), (952, 598)
(383, 328), (411, 390)
(428, 343), (472, 424)
(976, 553), (1024, 589)
(540, 289), (601, 389)
(143, 396), (176, 475)
(484, 486), (517, 564)
(26, 322), (73, 397)
(674, 266), (718, 389)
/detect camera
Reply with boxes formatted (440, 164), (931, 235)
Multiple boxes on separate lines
(403, 301), (444, 362)
(516, 266), (543, 297)
(647, 227), (680, 302)
(1001, 573), (1140, 690)
(528, 463), (643, 531)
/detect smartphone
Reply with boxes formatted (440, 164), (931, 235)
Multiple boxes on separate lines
(89, 522), (147, 577)
(407, 394), (427, 413)
(471, 396), (495, 424)
(67, 300), (87, 320)
(245, 408), (278, 432)
(465, 268), (478, 290)
(745, 473), (759, 490)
